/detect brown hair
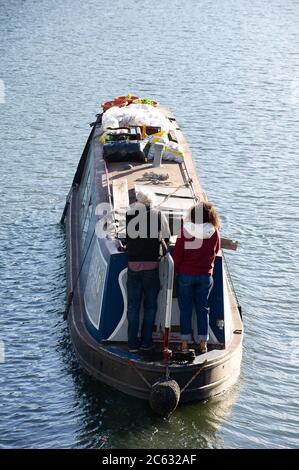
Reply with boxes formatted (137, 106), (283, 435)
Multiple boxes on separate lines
(190, 201), (221, 229)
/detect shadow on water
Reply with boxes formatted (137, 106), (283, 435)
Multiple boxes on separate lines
(57, 323), (240, 449)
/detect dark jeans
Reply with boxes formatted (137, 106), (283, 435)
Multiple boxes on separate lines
(177, 273), (214, 342)
(127, 268), (160, 349)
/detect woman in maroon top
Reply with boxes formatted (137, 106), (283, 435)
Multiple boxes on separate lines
(173, 202), (220, 353)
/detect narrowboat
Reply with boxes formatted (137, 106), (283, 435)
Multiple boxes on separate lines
(61, 96), (243, 415)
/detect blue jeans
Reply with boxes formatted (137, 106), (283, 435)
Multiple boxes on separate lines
(177, 273), (214, 342)
(127, 268), (160, 349)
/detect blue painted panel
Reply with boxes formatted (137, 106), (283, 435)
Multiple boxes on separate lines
(99, 252), (128, 339)
(209, 255), (225, 343)
(85, 307), (101, 340)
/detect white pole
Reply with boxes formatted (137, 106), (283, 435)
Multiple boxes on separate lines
(164, 253), (174, 329)
(153, 142), (164, 167)
(163, 253), (174, 361)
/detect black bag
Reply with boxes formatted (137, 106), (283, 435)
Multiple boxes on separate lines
(103, 141), (146, 162)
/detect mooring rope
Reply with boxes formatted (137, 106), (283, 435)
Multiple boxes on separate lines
(222, 250), (242, 315)
(154, 182), (192, 209)
(127, 360), (152, 389)
(128, 357), (208, 396)
(180, 360), (208, 394)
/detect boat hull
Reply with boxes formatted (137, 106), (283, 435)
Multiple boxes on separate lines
(63, 106), (243, 405)
(69, 307), (242, 402)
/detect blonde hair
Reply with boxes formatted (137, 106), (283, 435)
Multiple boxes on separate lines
(136, 188), (157, 207)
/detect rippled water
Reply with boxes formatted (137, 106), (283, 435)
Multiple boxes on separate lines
(0, 0), (298, 449)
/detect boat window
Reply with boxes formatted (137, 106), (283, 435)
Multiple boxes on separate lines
(81, 166), (93, 237)
(84, 239), (107, 329)
(81, 170), (91, 211)
(82, 196), (93, 247)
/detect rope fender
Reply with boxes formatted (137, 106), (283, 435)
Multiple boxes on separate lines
(127, 358), (208, 416)
(180, 359), (208, 394)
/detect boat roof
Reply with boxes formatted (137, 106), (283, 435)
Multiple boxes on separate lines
(92, 105), (207, 240)
(106, 107), (204, 195)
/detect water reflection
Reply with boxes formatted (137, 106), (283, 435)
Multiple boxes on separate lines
(57, 324), (239, 449)
(2, 0), (298, 449)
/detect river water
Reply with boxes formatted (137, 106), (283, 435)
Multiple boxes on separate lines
(0, 0), (298, 449)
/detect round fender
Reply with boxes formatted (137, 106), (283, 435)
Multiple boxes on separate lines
(149, 379), (180, 417)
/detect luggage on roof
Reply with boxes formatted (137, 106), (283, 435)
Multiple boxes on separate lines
(103, 141), (146, 162)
